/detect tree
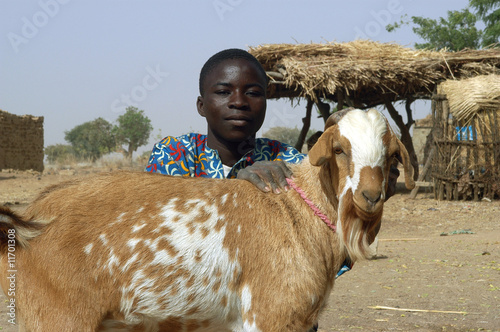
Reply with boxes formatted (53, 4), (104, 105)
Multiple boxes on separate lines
(113, 106), (153, 161)
(387, 10), (482, 51)
(64, 118), (115, 162)
(470, 0), (500, 46)
(44, 144), (75, 164)
(386, 0), (500, 50)
(263, 126), (316, 147)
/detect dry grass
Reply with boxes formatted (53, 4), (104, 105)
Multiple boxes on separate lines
(438, 74), (500, 123)
(248, 40), (500, 104)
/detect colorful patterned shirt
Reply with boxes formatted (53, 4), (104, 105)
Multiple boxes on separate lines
(145, 133), (305, 178)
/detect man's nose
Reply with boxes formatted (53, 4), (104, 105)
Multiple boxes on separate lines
(228, 91), (248, 109)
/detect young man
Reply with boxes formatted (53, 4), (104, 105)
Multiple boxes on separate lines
(146, 48), (304, 193)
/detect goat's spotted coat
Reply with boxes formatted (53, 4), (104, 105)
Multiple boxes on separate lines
(0, 109), (415, 332)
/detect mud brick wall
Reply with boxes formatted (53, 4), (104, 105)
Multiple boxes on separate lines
(0, 110), (44, 172)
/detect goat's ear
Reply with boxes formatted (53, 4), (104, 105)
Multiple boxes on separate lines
(310, 109), (352, 166)
(396, 138), (415, 190)
(308, 131), (333, 166)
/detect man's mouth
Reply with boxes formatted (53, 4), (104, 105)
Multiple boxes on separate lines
(226, 115), (252, 126)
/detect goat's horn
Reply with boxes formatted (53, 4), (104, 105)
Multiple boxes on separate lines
(324, 107), (356, 130)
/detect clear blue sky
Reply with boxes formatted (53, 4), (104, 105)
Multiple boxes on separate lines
(0, 0), (471, 153)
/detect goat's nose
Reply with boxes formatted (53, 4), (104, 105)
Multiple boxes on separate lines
(362, 190), (382, 205)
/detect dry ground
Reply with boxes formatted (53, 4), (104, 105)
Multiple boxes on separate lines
(0, 167), (498, 332)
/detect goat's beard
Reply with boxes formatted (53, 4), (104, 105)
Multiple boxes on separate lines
(337, 189), (383, 262)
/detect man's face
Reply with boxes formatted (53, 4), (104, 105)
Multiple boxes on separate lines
(197, 58), (267, 144)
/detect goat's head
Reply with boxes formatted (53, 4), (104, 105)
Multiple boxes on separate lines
(308, 108), (415, 261)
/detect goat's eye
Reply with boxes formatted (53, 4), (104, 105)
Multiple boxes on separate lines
(334, 148), (343, 155)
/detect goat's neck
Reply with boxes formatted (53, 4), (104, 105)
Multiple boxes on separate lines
(291, 160), (339, 224)
(291, 160), (347, 276)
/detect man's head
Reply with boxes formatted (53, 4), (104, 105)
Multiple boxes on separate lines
(197, 49), (268, 147)
(199, 48), (267, 97)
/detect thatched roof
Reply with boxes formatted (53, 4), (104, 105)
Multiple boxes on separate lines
(438, 74), (500, 122)
(248, 40), (500, 107)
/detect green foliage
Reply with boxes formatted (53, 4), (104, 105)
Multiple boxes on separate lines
(263, 126), (317, 146)
(386, 14), (410, 33)
(387, 0), (500, 50)
(470, 0), (500, 46)
(113, 106), (153, 160)
(64, 118), (115, 162)
(412, 9), (482, 50)
(44, 144), (75, 163)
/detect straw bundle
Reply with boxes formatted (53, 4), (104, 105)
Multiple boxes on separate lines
(438, 74), (500, 122)
(248, 41), (500, 104)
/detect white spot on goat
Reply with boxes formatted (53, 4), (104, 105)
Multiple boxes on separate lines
(115, 212), (126, 223)
(241, 285), (252, 313)
(132, 223), (146, 233)
(121, 253), (139, 272)
(99, 234), (108, 246)
(243, 315), (261, 332)
(221, 193), (228, 205)
(84, 243), (93, 255)
(107, 249), (120, 274)
(127, 238), (141, 250)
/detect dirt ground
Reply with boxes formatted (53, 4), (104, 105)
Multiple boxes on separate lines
(0, 167), (498, 332)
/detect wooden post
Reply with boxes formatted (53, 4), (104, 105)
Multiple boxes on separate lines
(453, 184), (459, 201)
(473, 184), (479, 201)
(446, 182), (453, 200)
(410, 147), (436, 199)
(294, 97), (313, 152)
(438, 181), (445, 200)
(337, 88), (344, 111)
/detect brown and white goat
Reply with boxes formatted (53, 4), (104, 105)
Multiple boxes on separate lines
(0, 109), (414, 332)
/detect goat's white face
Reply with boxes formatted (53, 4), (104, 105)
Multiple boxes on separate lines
(308, 109), (415, 260)
(338, 109), (389, 213)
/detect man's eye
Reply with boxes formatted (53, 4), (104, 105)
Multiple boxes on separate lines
(247, 90), (263, 97)
(215, 90), (230, 95)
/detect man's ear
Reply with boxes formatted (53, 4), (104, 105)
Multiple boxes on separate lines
(197, 96), (206, 117)
(308, 131), (333, 166)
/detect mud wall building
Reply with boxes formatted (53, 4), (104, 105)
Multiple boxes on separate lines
(0, 109), (44, 172)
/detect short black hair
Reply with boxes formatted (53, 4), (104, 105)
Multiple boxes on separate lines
(199, 48), (268, 96)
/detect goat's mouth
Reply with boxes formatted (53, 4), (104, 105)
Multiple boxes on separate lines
(352, 198), (384, 219)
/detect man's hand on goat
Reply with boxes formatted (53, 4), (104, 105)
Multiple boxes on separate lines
(237, 160), (292, 194)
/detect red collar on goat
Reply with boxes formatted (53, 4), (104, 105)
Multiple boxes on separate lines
(286, 177), (336, 231)
(287, 177), (354, 279)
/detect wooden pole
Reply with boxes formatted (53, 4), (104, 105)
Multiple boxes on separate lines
(294, 97), (313, 152)
(409, 147), (436, 199)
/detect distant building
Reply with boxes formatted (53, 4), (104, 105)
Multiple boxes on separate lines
(0, 109), (44, 172)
